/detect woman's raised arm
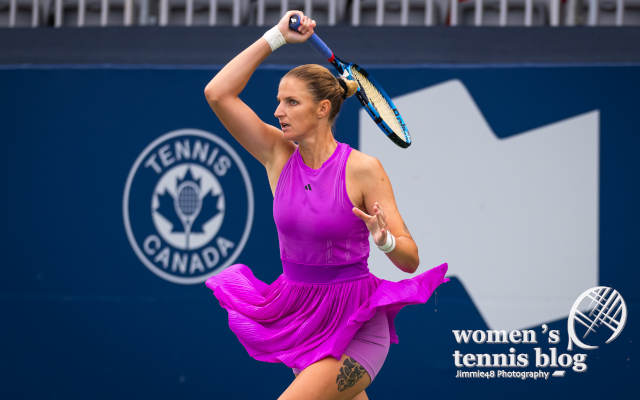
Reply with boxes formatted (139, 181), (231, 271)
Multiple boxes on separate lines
(203, 11), (316, 168)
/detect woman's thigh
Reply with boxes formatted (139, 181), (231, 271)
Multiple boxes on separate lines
(290, 309), (390, 380)
(279, 353), (371, 400)
(343, 309), (390, 383)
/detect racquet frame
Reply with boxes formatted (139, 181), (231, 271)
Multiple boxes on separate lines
(288, 14), (411, 148)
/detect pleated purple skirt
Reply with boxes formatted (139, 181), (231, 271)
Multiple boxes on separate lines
(205, 261), (449, 376)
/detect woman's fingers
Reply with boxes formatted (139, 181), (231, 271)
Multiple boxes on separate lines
(300, 16), (316, 38)
(372, 202), (385, 246)
(352, 207), (380, 234)
(375, 210), (385, 230)
(278, 10), (316, 44)
(352, 207), (371, 222)
(353, 202), (390, 247)
(373, 202), (386, 229)
(374, 228), (388, 247)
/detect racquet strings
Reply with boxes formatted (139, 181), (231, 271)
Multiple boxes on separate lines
(350, 68), (407, 144)
(178, 185), (200, 217)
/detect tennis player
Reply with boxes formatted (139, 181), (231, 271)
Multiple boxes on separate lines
(203, 10), (449, 400)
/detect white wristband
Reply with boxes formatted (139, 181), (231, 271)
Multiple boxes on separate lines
(262, 26), (286, 52)
(377, 231), (396, 253)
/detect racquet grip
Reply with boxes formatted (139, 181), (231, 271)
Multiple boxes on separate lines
(288, 13), (334, 61)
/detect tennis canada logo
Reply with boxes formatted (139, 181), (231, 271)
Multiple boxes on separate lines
(123, 129), (254, 284)
(451, 286), (627, 380)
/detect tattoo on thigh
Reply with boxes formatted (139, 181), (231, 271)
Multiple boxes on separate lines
(336, 357), (367, 392)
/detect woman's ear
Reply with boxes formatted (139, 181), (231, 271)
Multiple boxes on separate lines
(317, 99), (331, 119)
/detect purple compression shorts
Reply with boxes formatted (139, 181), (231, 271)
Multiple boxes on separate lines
(292, 308), (390, 382)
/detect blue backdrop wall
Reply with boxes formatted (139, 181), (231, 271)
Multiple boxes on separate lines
(1, 48), (638, 398)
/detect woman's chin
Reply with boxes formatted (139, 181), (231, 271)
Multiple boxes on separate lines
(282, 130), (298, 141)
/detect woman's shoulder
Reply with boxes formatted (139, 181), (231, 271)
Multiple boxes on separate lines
(346, 148), (386, 180)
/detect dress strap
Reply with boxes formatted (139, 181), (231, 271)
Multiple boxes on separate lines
(336, 142), (353, 209)
(273, 146), (298, 201)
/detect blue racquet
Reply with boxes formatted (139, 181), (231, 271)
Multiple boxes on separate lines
(289, 14), (411, 148)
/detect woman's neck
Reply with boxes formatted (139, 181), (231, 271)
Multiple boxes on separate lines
(297, 130), (337, 169)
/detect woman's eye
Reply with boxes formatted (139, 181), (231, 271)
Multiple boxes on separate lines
(289, 99), (298, 105)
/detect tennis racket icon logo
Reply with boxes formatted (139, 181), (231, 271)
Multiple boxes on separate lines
(567, 286), (627, 351)
(152, 164), (225, 251)
(175, 180), (202, 249)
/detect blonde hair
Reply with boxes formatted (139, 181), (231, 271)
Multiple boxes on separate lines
(283, 64), (359, 122)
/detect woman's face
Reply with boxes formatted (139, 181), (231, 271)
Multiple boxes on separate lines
(274, 77), (323, 141)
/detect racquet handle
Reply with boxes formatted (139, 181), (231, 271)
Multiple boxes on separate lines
(288, 13), (334, 61)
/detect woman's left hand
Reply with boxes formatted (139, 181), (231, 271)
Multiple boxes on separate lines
(352, 202), (389, 247)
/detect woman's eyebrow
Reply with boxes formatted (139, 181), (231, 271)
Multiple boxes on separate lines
(276, 96), (297, 102)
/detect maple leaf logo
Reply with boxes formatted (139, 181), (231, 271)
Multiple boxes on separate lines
(156, 190), (182, 232)
(189, 189), (221, 234)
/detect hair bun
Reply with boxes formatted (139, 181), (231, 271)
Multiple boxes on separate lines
(337, 76), (359, 99)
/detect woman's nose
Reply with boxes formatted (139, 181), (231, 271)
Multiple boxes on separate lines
(274, 103), (284, 118)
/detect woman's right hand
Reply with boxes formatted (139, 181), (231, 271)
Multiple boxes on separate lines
(277, 10), (316, 44)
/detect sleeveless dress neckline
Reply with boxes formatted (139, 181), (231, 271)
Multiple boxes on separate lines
(295, 140), (340, 174)
(205, 140), (449, 374)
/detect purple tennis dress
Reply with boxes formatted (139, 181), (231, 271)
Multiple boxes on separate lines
(205, 140), (449, 380)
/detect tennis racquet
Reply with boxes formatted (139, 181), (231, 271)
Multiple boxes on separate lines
(289, 13), (411, 148)
(175, 180), (202, 250)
